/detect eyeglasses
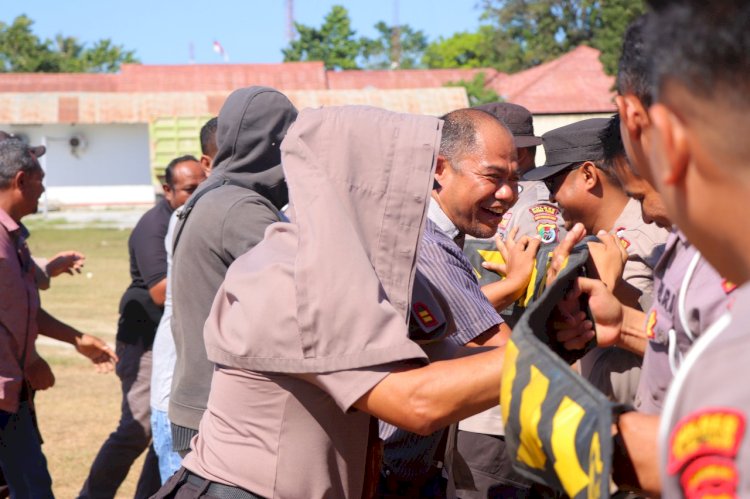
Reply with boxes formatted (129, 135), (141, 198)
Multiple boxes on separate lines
(542, 163), (584, 194)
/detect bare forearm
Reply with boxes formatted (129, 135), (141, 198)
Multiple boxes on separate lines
(613, 280), (644, 310)
(37, 308), (82, 345)
(615, 306), (647, 356)
(613, 412), (661, 496)
(481, 278), (526, 311)
(355, 347), (505, 435)
(148, 278), (167, 307)
(466, 322), (511, 348)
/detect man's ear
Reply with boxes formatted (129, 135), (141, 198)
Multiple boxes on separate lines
(617, 94), (650, 137)
(580, 161), (599, 190)
(649, 103), (689, 187)
(161, 183), (171, 197)
(434, 155), (449, 188)
(13, 170), (26, 190)
(200, 155), (212, 175)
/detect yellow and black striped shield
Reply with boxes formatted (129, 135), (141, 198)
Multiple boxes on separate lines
(500, 242), (614, 499)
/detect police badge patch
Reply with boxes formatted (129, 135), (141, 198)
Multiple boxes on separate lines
(537, 223), (558, 244)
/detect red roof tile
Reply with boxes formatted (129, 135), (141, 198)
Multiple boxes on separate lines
(0, 89), (467, 124)
(0, 46), (614, 114)
(0, 73), (116, 92)
(117, 62), (327, 91)
(496, 46), (616, 114)
(327, 68), (505, 90)
(0, 62), (327, 93)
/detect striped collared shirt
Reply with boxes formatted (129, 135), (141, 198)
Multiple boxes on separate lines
(380, 201), (503, 479)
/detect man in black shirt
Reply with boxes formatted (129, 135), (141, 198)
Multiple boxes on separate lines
(79, 156), (205, 499)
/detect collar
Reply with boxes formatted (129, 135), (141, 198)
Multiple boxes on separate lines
(428, 198), (462, 243)
(0, 207), (20, 235)
(675, 227), (689, 244)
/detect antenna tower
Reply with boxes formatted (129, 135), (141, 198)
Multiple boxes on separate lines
(286, 0), (296, 43)
(391, 0), (401, 69)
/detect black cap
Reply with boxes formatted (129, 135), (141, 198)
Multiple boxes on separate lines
(473, 102), (543, 148)
(0, 131), (46, 158)
(523, 118), (608, 181)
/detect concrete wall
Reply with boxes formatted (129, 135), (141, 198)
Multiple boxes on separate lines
(1, 123), (155, 206)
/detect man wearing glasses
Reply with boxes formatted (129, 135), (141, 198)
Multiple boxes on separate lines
(524, 118), (668, 406)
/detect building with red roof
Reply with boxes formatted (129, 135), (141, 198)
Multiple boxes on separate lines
(0, 45), (614, 207)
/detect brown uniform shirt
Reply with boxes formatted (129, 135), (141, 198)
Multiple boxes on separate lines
(498, 180), (566, 245)
(613, 198), (670, 305)
(181, 106), (443, 498)
(580, 198), (669, 405)
(636, 230), (732, 415)
(660, 283), (748, 498)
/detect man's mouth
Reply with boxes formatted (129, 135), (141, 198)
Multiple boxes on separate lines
(483, 206), (505, 216)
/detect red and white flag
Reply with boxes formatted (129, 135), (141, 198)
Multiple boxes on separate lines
(213, 40), (229, 62)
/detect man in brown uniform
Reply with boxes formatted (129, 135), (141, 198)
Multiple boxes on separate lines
(607, 18), (736, 417)
(558, 2), (750, 495)
(525, 118), (668, 406)
(152, 106), (518, 499)
(643, 1), (750, 496)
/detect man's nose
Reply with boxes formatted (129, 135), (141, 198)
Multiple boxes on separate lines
(496, 183), (515, 201)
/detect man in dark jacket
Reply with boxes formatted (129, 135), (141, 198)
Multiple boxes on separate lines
(168, 86), (298, 455)
(79, 155), (205, 499)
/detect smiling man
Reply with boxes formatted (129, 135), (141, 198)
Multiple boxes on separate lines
(524, 118), (668, 407)
(379, 108), (536, 496)
(525, 119), (668, 307)
(432, 109), (519, 240)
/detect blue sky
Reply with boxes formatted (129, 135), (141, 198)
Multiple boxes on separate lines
(3, 1), (483, 65)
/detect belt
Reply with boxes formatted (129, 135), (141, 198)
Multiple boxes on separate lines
(185, 471), (264, 499)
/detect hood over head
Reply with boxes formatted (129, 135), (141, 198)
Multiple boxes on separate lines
(203, 106), (443, 372)
(199, 86), (298, 209)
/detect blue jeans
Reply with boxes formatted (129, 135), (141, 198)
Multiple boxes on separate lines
(151, 408), (182, 483)
(0, 401), (54, 498)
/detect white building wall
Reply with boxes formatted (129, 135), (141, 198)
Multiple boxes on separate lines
(1, 123), (155, 206)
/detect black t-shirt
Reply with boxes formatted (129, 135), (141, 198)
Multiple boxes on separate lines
(117, 198), (173, 348)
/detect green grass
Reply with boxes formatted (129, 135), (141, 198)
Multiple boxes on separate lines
(28, 226), (131, 340)
(27, 226), (148, 498)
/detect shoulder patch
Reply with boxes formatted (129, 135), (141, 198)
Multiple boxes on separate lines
(721, 279), (738, 295)
(536, 223), (558, 244)
(615, 227), (631, 250)
(412, 302), (437, 328)
(646, 310), (657, 340)
(668, 408), (746, 475)
(680, 456), (738, 499)
(529, 205), (560, 223)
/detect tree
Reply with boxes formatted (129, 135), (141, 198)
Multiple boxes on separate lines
(359, 21), (428, 69)
(422, 31), (492, 69)
(478, 0), (600, 72)
(444, 72), (500, 106)
(0, 15), (137, 73)
(478, 0), (645, 74)
(590, 0), (645, 75)
(282, 5), (361, 70)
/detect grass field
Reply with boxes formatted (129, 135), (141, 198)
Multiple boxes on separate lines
(26, 220), (147, 498)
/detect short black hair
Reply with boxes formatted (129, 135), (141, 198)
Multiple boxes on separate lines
(616, 14), (653, 106)
(200, 117), (218, 157)
(646, 1), (750, 108)
(165, 155), (198, 187)
(438, 108), (507, 165)
(0, 138), (41, 189)
(599, 114), (626, 170)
